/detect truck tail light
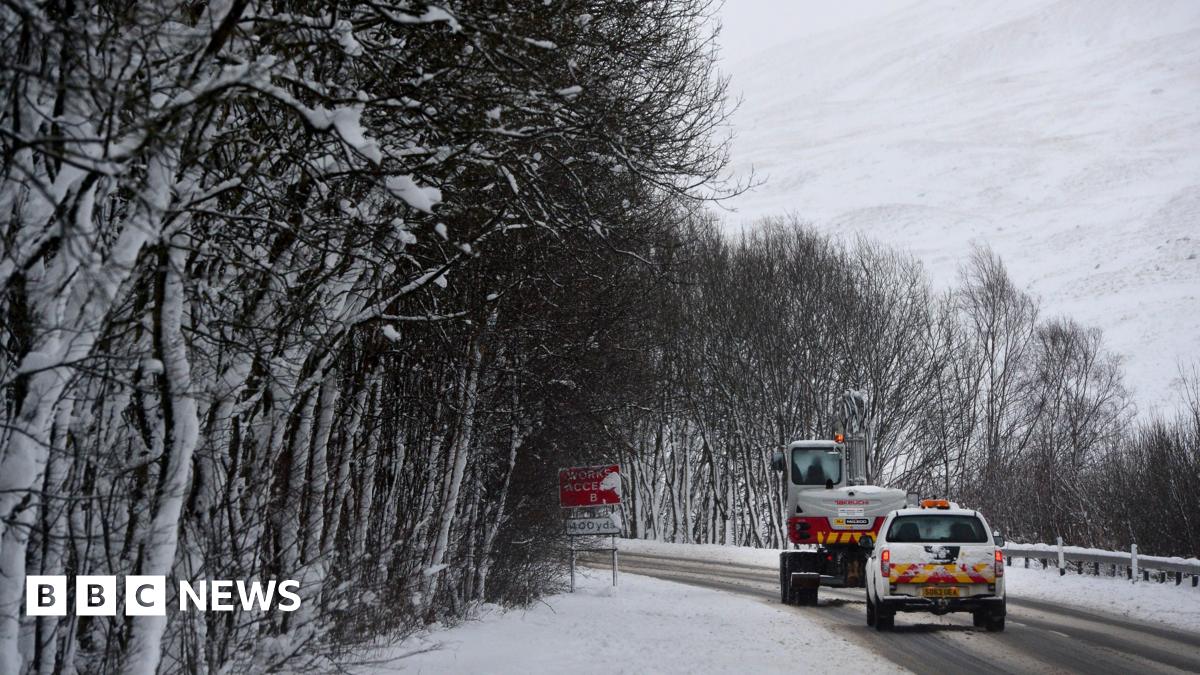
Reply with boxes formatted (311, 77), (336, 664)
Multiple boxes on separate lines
(881, 549), (890, 577)
(995, 548), (1004, 577)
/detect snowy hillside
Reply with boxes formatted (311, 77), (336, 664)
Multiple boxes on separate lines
(720, 0), (1200, 410)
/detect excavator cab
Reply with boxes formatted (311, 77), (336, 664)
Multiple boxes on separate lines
(773, 391), (909, 606)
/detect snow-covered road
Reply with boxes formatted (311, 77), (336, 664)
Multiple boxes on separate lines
(603, 545), (1200, 674)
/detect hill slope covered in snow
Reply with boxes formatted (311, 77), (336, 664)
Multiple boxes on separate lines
(720, 0), (1200, 411)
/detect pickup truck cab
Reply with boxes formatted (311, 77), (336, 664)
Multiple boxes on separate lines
(861, 500), (1006, 632)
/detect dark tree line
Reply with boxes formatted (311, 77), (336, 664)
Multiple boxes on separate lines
(618, 216), (1199, 563)
(0, 1), (731, 672)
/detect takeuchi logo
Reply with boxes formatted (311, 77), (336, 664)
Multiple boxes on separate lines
(26, 576), (301, 616)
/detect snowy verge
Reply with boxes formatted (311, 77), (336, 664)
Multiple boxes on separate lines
(616, 539), (1200, 633)
(1005, 542), (1200, 568)
(353, 569), (903, 674)
(618, 537), (780, 569)
(1003, 565), (1200, 632)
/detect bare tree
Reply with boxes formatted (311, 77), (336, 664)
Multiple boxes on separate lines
(2, 0), (733, 671)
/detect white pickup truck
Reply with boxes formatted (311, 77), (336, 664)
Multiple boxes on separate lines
(861, 500), (1006, 632)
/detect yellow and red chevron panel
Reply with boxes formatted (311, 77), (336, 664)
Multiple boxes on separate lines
(787, 516), (885, 545)
(816, 531), (872, 544)
(889, 563), (994, 584)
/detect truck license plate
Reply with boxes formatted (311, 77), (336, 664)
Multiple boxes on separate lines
(921, 586), (960, 598)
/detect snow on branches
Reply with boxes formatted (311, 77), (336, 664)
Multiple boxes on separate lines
(0, 0), (732, 672)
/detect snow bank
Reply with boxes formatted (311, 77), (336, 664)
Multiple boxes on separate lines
(617, 537), (781, 569)
(1006, 542), (1200, 568)
(356, 570), (901, 674)
(1005, 564), (1200, 632)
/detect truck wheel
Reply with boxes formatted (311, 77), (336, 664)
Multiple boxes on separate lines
(797, 551), (823, 575)
(972, 611), (985, 628)
(875, 610), (894, 631)
(786, 584), (811, 606)
(784, 551), (821, 606)
(799, 588), (818, 606)
(779, 553), (793, 605)
(866, 596), (877, 626)
(986, 615), (1005, 632)
(798, 551), (823, 601)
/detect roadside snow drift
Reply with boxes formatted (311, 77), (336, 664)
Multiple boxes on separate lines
(358, 571), (902, 674)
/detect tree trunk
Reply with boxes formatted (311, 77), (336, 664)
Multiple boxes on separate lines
(124, 243), (200, 675)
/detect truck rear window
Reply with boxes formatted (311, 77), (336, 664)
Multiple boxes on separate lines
(790, 448), (842, 486)
(886, 515), (988, 543)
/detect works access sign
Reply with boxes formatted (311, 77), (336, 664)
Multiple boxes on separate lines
(558, 464), (621, 507)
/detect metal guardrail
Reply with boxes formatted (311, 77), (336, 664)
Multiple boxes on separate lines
(1002, 540), (1200, 587)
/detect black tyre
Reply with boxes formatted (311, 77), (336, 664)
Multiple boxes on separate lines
(779, 553), (793, 605)
(972, 611), (986, 628)
(986, 615), (1005, 632)
(798, 588), (818, 606)
(783, 551), (821, 606)
(796, 551), (823, 575)
(866, 595), (877, 627)
(799, 550), (822, 604)
(875, 610), (894, 631)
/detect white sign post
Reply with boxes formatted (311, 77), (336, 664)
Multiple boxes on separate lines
(1057, 536), (1065, 576)
(1131, 543), (1139, 583)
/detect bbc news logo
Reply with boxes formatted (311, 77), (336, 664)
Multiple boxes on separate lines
(26, 576), (301, 616)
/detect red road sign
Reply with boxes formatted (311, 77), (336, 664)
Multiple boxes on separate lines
(559, 465), (621, 507)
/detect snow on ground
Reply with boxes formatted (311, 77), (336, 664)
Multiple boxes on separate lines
(354, 570), (901, 674)
(618, 539), (1200, 632)
(351, 539), (1198, 673)
(716, 0), (1200, 412)
(1004, 564), (1200, 632)
(619, 537), (780, 568)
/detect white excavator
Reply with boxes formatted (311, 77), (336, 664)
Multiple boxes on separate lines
(771, 390), (910, 605)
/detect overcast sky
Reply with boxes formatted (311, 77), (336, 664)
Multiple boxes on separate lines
(714, 0), (923, 67)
